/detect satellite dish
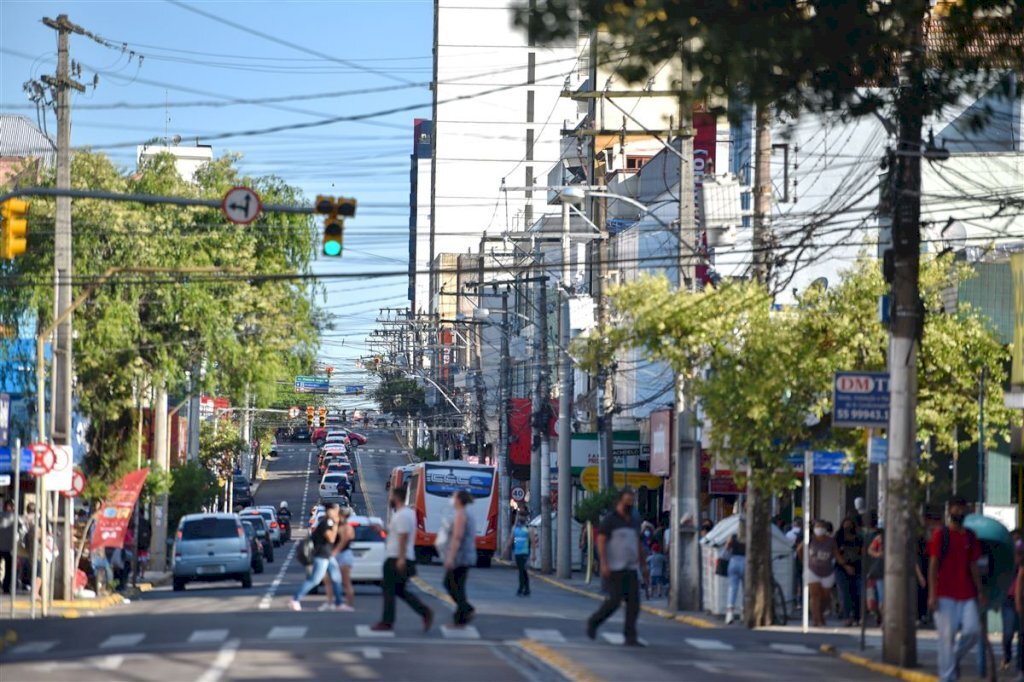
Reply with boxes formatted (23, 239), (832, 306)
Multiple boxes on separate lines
(942, 219), (967, 252)
(171, 134), (182, 145)
(809, 277), (829, 291)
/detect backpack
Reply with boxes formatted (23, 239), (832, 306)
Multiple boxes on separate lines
(297, 537), (315, 567)
(938, 526), (976, 567)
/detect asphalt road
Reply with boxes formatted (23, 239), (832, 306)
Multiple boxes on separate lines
(0, 430), (886, 681)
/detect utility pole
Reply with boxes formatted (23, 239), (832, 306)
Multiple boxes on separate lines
(530, 253), (543, 522)
(150, 386), (168, 571)
(41, 14), (85, 604)
(556, 200), (574, 579)
(538, 268), (553, 574)
(743, 103), (775, 627)
(497, 289), (511, 557)
(669, 82), (701, 612)
(882, 5), (927, 666)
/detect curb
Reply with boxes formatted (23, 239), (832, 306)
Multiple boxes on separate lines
(519, 565), (719, 629)
(819, 644), (939, 682)
(515, 638), (606, 682)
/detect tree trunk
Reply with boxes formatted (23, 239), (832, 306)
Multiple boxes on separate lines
(744, 469), (775, 628)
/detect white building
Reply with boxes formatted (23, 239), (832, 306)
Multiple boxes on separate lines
(136, 141), (213, 183)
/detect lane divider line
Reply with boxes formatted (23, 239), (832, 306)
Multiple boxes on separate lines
(257, 447), (313, 610)
(514, 638), (606, 682)
(195, 638), (241, 682)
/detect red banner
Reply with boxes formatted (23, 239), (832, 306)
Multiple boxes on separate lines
(693, 110), (717, 285)
(508, 397), (558, 467)
(91, 468), (149, 551)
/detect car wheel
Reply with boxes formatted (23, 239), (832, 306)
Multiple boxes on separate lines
(241, 572), (253, 589)
(173, 578), (187, 592)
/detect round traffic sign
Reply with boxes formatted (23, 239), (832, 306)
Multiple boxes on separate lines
(511, 486), (526, 502)
(221, 186), (262, 225)
(29, 442), (55, 476)
(62, 468), (85, 498)
(288, 406), (301, 419)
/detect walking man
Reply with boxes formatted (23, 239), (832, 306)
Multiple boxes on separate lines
(586, 489), (648, 646)
(928, 496), (986, 682)
(289, 503), (344, 611)
(442, 490), (476, 626)
(0, 500), (19, 594)
(504, 513), (533, 596)
(371, 484), (433, 632)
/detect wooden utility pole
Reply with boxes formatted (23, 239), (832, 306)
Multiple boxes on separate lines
(882, 5), (927, 667)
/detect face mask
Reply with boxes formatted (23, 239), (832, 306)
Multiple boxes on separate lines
(950, 512), (965, 525)
(814, 527), (826, 537)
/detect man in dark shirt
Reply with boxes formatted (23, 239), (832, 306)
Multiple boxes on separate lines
(586, 489), (649, 646)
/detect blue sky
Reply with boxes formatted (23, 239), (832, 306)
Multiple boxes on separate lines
(1, 0), (434, 403)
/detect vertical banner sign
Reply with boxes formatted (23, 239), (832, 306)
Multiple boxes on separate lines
(693, 110), (717, 285)
(0, 392), (9, 447)
(439, 329), (453, 382)
(1011, 253), (1024, 385)
(649, 409), (673, 477)
(91, 468), (150, 551)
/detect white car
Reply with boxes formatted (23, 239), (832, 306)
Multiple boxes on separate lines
(319, 472), (351, 504)
(322, 442), (348, 456)
(348, 515), (386, 584)
(239, 506), (282, 546)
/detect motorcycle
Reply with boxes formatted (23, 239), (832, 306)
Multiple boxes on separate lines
(277, 511), (292, 542)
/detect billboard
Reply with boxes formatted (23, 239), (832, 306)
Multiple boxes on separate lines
(649, 409), (672, 477)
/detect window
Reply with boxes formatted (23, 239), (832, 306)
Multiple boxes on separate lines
(181, 517), (239, 540)
(625, 156), (650, 171)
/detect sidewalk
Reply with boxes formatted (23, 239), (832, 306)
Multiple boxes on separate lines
(0, 570), (171, 619)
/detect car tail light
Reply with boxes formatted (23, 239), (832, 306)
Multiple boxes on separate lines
(271, 521), (278, 528)
(175, 530), (182, 541)
(380, 530), (387, 540)
(237, 526), (245, 537)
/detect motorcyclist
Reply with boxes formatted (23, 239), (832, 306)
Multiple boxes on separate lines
(278, 500), (292, 520)
(277, 501), (292, 541)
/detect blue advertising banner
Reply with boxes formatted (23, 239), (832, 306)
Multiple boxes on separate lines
(0, 445), (32, 474)
(833, 371), (890, 428)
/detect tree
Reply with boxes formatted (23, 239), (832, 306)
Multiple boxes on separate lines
(371, 373), (426, 418)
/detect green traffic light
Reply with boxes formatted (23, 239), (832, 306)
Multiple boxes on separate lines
(323, 241), (342, 256)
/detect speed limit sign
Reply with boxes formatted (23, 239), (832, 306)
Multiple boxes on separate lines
(511, 486), (526, 502)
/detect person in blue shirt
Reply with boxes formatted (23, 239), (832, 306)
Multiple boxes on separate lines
(504, 514), (534, 596)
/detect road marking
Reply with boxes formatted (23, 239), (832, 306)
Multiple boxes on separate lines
(99, 633), (145, 649)
(267, 626), (307, 640)
(196, 638), (240, 682)
(684, 637), (734, 651)
(360, 646), (382, 659)
(524, 628), (566, 643)
(10, 640), (58, 655)
(94, 655), (125, 670)
(257, 447), (313, 610)
(600, 633), (649, 646)
(188, 629), (229, 644)
(440, 625), (480, 640)
(355, 625), (395, 638)
(769, 642), (817, 655)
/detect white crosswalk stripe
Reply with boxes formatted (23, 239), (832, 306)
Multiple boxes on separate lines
(440, 625), (480, 640)
(769, 643), (817, 655)
(601, 633), (650, 646)
(99, 633), (146, 649)
(684, 637), (734, 651)
(188, 629), (230, 643)
(355, 625), (395, 638)
(9, 641), (58, 655)
(267, 626), (307, 640)
(524, 629), (566, 643)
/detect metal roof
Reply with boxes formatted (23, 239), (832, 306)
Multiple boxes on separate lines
(0, 114), (55, 165)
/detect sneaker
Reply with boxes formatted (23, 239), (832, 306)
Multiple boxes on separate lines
(288, 600), (302, 612)
(317, 603), (335, 612)
(338, 604), (355, 612)
(423, 609), (434, 632)
(369, 622), (393, 631)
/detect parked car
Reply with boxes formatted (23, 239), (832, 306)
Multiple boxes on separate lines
(172, 513), (252, 591)
(348, 515), (387, 584)
(241, 520), (265, 574)
(292, 427), (311, 442)
(347, 431), (368, 446)
(239, 512), (275, 563)
(233, 475), (254, 507)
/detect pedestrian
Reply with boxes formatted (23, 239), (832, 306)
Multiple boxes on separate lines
(0, 500), (19, 595)
(504, 513), (533, 596)
(332, 506), (356, 612)
(927, 496), (986, 682)
(725, 523), (746, 624)
(785, 517), (802, 547)
(1015, 555), (1024, 682)
(586, 489), (649, 646)
(441, 490), (477, 627)
(797, 519), (852, 627)
(371, 484), (433, 632)
(646, 542), (667, 599)
(867, 524), (884, 625)
(289, 503), (344, 611)
(835, 516), (863, 626)
(1002, 542), (1023, 673)
(18, 502), (35, 590)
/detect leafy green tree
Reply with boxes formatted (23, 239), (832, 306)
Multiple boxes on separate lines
(168, 461), (217, 533)
(371, 373), (426, 418)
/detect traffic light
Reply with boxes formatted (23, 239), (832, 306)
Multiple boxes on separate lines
(306, 406), (314, 427)
(314, 195), (357, 258)
(318, 406), (327, 428)
(0, 198), (29, 260)
(326, 366), (334, 379)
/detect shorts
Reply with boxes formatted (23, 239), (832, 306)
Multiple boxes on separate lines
(650, 575), (667, 586)
(807, 571), (836, 590)
(336, 549), (355, 568)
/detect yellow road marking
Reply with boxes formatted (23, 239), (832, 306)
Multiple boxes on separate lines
(516, 639), (606, 682)
(820, 644), (939, 682)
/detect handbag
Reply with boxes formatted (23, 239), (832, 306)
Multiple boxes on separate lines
(297, 537), (315, 567)
(715, 546), (732, 576)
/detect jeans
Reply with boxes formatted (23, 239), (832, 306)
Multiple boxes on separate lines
(876, 579), (884, 607)
(1001, 600), (1021, 666)
(836, 567), (861, 621)
(515, 554), (530, 595)
(444, 566), (474, 625)
(381, 558), (430, 625)
(294, 556), (342, 604)
(588, 569), (640, 642)
(934, 597), (981, 682)
(727, 555), (745, 610)
(0, 551), (12, 594)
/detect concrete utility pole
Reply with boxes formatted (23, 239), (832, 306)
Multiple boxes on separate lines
(669, 86), (701, 612)
(41, 14), (86, 604)
(150, 386), (169, 571)
(497, 289), (511, 557)
(530, 254), (543, 524)
(538, 269), (553, 574)
(556, 200), (574, 579)
(883, 5), (927, 667)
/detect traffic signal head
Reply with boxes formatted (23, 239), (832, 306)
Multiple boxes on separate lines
(337, 198), (357, 218)
(323, 217), (344, 257)
(0, 198), (29, 260)
(306, 406), (314, 427)
(314, 195), (353, 257)
(318, 406), (326, 428)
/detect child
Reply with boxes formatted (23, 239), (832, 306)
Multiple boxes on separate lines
(646, 542), (668, 599)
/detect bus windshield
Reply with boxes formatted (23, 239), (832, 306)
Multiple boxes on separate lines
(424, 466), (494, 498)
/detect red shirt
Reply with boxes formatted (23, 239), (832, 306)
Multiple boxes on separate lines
(927, 526), (982, 600)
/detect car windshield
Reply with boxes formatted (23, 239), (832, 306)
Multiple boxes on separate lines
(181, 517), (239, 540)
(351, 524), (385, 542)
(323, 474), (345, 484)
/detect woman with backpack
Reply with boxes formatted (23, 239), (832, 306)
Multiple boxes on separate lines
(441, 490), (477, 627)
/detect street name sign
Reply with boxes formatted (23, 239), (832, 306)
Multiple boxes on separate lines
(833, 371), (890, 428)
(221, 186), (262, 225)
(294, 375), (330, 394)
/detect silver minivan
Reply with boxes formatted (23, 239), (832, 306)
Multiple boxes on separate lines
(172, 513), (252, 591)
